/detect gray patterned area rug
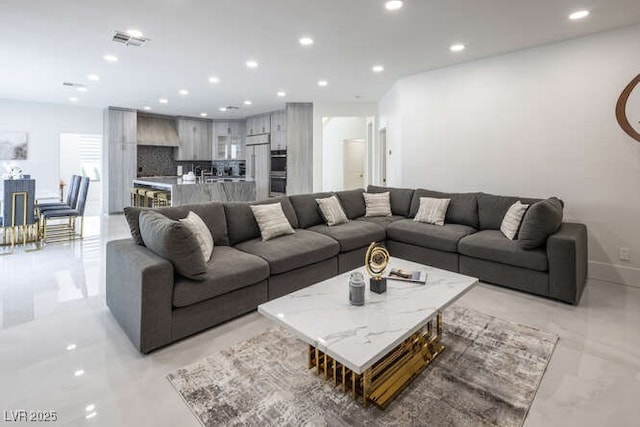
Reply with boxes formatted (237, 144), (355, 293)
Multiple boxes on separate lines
(167, 307), (558, 427)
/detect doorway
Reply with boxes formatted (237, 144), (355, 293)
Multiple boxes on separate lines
(59, 133), (102, 215)
(343, 139), (365, 190)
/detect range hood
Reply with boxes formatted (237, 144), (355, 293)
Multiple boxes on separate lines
(137, 115), (180, 147)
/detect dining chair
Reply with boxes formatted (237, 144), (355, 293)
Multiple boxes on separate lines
(41, 177), (90, 243)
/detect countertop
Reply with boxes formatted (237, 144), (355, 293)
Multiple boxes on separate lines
(134, 176), (253, 189)
(132, 176), (256, 205)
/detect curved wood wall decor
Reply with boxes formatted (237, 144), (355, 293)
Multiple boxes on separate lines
(615, 74), (640, 143)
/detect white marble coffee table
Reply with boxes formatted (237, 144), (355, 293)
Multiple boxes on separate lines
(258, 258), (478, 408)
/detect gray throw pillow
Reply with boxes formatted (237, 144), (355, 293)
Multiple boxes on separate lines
(517, 197), (564, 250)
(139, 210), (207, 281)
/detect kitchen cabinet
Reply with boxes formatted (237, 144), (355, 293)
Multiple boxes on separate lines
(246, 143), (270, 201)
(214, 120), (245, 160)
(270, 110), (287, 150)
(175, 118), (212, 161)
(104, 107), (137, 213)
(246, 114), (270, 136)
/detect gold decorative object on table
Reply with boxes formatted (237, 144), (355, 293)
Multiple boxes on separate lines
(365, 242), (390, 294)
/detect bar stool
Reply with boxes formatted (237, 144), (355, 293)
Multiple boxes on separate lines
(130, 187), (139, 207)
(155, 192), (171, 207)
(143, 189), (161, 208)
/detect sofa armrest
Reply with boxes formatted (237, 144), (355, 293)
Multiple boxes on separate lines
(547, 222), (588, 304)
(106, 238), (174, 353)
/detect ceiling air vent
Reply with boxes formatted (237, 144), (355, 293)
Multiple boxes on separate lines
(112, 31), (150, 47)
(226, 106), (240, 110)
(62, 82), (86, 89)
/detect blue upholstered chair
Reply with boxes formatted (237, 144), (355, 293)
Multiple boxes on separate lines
(1, 178), (37, 253)
(37, 175), (81, 212)
(41, 177), (90, 243)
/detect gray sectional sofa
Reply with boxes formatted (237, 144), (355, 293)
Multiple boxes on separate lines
(107, 186), (588, 353)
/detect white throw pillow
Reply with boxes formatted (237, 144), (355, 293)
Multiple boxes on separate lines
(364, 192), (392, 217)
(250, 203), (295, 241)
(500, 201), (530, 240)
(179, 211), (214, 262)
(316, 195), (349, 226)
(414, 197), (450, 226)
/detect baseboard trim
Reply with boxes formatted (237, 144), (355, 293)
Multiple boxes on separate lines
(588, 261), (640, 288)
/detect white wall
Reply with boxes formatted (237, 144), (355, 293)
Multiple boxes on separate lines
(0, 98), (102, 196)
(379, 24), (640, 287)
(322, 117), (366, 191)
(313, 102), (377, 191)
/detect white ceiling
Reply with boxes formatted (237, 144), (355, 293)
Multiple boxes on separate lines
(1, 0), (640, 119)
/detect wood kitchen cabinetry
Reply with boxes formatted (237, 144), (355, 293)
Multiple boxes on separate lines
(245, 143), (270, 200)
(175, 118), (212, 161)
(246, 114), (271, 136)
(104, 107), (137, 213)
(213, 120), (245, 160)
(270, 109), (287, 150)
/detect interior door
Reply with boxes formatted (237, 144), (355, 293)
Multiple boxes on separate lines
(343, 139), (365, 190)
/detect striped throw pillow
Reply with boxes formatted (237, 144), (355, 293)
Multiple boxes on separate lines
(364, 192), (392, 217)
(500, 201), (530, 240)
(414, 197), (450, 226)
(316, 195), (349, 226)
(250, 203), (295, 241)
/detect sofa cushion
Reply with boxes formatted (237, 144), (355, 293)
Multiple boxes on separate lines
(179, 211), (214, 261)
(409, 189), (479, 228)
(367, 185), (414, 217)
(414, 197), (451, 226)
(387, 219), (477, 253)
(356, 215), (406, 228)
(316, 195), (349, 226)
(308, 221), (386, 253)
(477, 193), (543, 231)
(336, 188), (366, 219)
(224, 197), (299, 246)
(139, 210), (207, 281)
(235, 229), (340, 275)
(517, 197), (564, 250)
(289, 192), (334, 228)
(364, 192), (392, 217)
(124, 202), (229, 246)
(250, 203), (295, 241)
(458, 230), (548, 271)
(173, 246), (270, 307)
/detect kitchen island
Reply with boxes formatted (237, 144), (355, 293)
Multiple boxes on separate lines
(133, 176), (256, 206)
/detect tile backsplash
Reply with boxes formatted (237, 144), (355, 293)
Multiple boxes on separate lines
(137, 146), (246, 177)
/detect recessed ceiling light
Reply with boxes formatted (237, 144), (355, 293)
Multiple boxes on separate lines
(200, 112), (208, 117)
(66, 344), (76, 351)
(299, 37), (314, 46)
(85, 404), (96, 412)
(103, 54), (118, 62)
(143, 106), (151, 111)
(126, 29), (144, 38)
(85, 412), (97, 420)
(277, 91), (286, 97)
(179, 89), (189, 95)
(86, 74), (99, 81)
(77, 87), (87, 93)
(569, 10), (590, 20)
(74, 369), (85, 377)
(372, 65), (385, 73)
(385, 1), (403, 11)
(244, 100), (253, 106)
(219, 107), (227, 112)
(69, 97), (79, 102)
(208, 76), (219, 84)
(159, 98), (168, 104)
(318, 80), (328, 87)
(450, 44), (466, 52)
(246, 60), (259, 69)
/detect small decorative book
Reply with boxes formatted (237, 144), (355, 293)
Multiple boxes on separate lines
(387, 268), (427, 284)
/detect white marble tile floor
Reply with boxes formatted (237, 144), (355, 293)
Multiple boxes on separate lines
(0, 214), (638, 426)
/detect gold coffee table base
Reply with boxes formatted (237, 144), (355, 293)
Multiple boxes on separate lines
(308, 311), (444, 409)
